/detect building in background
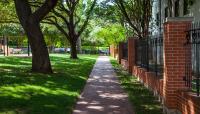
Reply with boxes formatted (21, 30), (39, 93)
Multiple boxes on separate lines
(151, 0), (200, 34)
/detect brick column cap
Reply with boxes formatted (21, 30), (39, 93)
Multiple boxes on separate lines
(165, 17), (193, 23)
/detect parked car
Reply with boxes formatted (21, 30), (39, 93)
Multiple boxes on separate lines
(54, 48), (66, 53)
(99, 50), (109, 55)
(66, 48), (71, 53)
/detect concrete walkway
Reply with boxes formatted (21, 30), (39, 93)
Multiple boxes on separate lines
(73, 56), (134, 114)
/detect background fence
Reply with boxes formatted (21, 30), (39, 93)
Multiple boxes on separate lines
(0, 36), (31, 56)
(0, 38), (5, 55)
(136, 38), (149, 69)
(185, 22), (200, 96)
(122, 42), (128, 59)
(136, 34), (163, 76)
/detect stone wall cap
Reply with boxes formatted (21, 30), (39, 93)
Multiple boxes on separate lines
(165, 17), (194, 22)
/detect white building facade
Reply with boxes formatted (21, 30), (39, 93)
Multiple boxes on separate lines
(151, 0), (200, 34)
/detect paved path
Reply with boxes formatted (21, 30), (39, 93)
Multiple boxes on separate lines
(73, 56), (134, 114)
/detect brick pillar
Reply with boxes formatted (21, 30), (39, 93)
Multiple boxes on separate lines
(128, 38), (136, 73)
(118, 42), (123, 64)
(110, 45), (114, 57)
(114, 46), (118, 59)
(0, 43), (2, 50)
(163, 17), (193, 113)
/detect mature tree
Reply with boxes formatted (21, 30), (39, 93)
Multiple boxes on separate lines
(0, 24), (21, 36)
(0, 1), (19, 24)
(81, 0), (125, 46)
(95, 24), (125, 46)
(93, 0), (120, 23)
(43, 25), (69, 51)
(43, 0), (97, 59)
(115, 0), (152, 39)
(82, 16), (125, 47)
(14, 0), (58, 73)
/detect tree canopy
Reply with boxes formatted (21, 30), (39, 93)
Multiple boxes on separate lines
(116, 0), (152, 38)
(0, 0), (154, 60)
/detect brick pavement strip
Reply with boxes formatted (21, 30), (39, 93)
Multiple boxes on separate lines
(73, 56), (134, 114)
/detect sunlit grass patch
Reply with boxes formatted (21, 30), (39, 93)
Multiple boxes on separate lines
(0, 54), (98, 114)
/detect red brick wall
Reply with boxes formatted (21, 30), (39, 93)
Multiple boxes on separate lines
(176, 90), (200, 114)
(110, 45), (115, 58)
(132, 66), (140, 78)
(159, 79), (163, 97)
(131, 65), (200, 114)
(145, 72), (159, 90)
(121, 59), (128, 70)
(137, 68), (146, 83)
(0, 43), (2, 50)
(118, 18), (199, 114)
(128, 38), (136, 73)
(114, 48), (118, 58)
(110, 45), (118, 58)
(132, 66), (164, 97)
(163, 19), (192, 109)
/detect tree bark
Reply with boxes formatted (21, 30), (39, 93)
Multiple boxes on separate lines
(43, 0), (97, 59)
(14, 0), (58, 73)
(70, 40), (78, 59)
(25, 22), (52, 73)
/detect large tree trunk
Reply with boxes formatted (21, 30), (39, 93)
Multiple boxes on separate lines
(25, 22), (52, 73)
(70, 41), (78, 59)
(14, 0), (58, 73)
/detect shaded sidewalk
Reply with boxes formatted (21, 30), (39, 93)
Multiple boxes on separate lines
(73, 56), (134, 114)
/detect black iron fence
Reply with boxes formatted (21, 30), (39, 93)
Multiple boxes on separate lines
(122, 41), (128, 60)
(0, 36), (31, 56)
(136, 38), (149, 69)
(0, 38), (4, 55)
(185, 22), (200, 96)
(136, 34), (163, 76)
(0, 36), (7, 56)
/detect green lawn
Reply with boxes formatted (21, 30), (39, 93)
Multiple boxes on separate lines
(0, 54), (98, 114)
(110, 58), (163, 114)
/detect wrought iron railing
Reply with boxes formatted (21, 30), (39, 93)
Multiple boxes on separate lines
(149, 34), (163, 76)
(122, 41), (128, 60)
(0, 37), (6, 55)
(185, 22), (200, 96)
(136, 38), (149, 69)
(136, 34), (164, 76)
